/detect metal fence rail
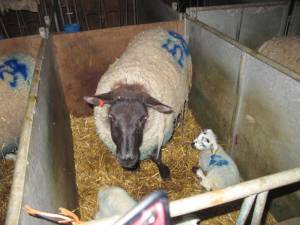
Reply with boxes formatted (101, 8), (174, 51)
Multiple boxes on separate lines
(84, 167), (300, 225)
(170, 167), (300, 217)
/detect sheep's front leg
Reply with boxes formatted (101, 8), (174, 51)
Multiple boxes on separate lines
(151, 148), (170, 180)
(196, 168), (206, 180)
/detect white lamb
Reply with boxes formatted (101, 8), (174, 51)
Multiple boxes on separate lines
(94, 186), (137, 220)
(92, 186), (200, 225)
(191, 129), (241, 191)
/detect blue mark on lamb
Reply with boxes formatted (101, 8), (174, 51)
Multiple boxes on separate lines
(209, 154), (229, 167)
(0, 57), (29, 88)
(161, 31), (189, 68)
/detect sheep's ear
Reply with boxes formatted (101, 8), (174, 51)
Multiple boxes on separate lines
(94, 91), (116, 103)
(84, 91), (115, 107)
(84, 96), (101, 107)
(144, 94), (173, 114)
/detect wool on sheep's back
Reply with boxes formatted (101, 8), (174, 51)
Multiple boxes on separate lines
(258, 36), (300, 74)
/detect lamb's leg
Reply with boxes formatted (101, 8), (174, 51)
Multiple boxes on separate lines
(192, 166), (199, 174)
(196, 168), (206, 180)
(196, 169), (213, 191)
(151, 149), (170, 180)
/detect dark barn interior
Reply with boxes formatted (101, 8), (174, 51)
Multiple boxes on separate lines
(1, 1), (300, 225)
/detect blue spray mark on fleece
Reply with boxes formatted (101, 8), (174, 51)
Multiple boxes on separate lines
(0, 57), (28, 88)
(161, 31), (189, 68)
(209, 154), (229, 167)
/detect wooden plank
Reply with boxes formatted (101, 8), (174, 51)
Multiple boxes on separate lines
(0, 35), (41, 58)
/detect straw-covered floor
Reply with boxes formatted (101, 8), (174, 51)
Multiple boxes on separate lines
(71, 108), (277, 224)
(0, 160), (14, 225)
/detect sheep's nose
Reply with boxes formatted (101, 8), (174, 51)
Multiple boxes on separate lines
(119, 153), (135, 161)
(191, 142), (196, 148)
(124, 154), (134, 161)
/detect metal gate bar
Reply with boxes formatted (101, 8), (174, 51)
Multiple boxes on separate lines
(83, 167), (300, 225)
(250, 191), (269, 225)
(170, 167), (300, 217)
(236, 195), (256, 225)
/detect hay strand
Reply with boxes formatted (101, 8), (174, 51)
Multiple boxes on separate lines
(0, 160), (14, 224)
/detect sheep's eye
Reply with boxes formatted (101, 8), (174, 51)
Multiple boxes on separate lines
(206, 138), (210, 143)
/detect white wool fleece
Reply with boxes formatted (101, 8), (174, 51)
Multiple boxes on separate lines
(94, 28), (192, 159)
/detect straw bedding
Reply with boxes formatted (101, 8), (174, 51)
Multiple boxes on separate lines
(71, 109), (277, 224)
(72, 109), (201, 220)
(0, 160), (14, 225)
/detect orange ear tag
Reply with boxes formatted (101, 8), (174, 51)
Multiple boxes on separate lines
(99, 99), (105, 107)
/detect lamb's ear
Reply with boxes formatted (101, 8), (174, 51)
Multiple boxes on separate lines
(84, 91), (115, 107)
(144, 94), (173, 114)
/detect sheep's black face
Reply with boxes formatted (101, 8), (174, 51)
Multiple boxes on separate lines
(109, 101), (148, 169)
(84, 84), (173, 171)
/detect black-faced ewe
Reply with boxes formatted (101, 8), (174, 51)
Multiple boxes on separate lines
(191, 129), (241, 191)
(84, 28), (192, 179)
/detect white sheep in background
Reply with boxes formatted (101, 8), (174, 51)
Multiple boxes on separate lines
(0, 54), (35, 159)
(94, 186), (137, 220)
(0, 0), (38, 13)
(92, 186), (200, 225)
(191, 129), (241, 191)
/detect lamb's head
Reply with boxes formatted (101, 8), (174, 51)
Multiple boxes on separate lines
(84, 84), (173, 169)
(191, 129), (218, 152)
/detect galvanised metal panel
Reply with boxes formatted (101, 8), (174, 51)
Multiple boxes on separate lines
(23, 39), (78, 224)
(238, 4), (288, 49)
(288, 0), (300, 36)
(186, 2), (289, 49)
(232, 53), (300, 219)
(6, 38), (78, 225)
(187, 19), (242, 147)
(186, 7), (241, 39)
(138, 0), (178, 24)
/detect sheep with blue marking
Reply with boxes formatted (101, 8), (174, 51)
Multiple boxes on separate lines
(191, 129), (241, 191)
(0, 54), (35, 160)
(84, 28), (192, 179)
